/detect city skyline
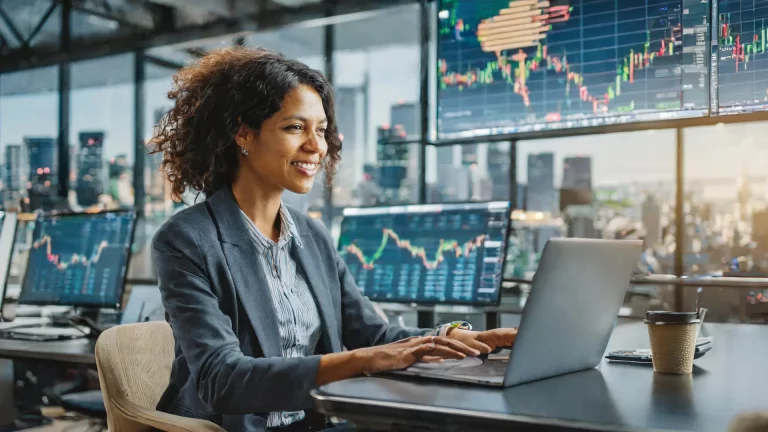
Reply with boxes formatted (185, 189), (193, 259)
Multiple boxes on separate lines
(3, 85), (768, 195)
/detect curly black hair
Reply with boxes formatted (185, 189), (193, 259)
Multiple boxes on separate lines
(150, 46), (341, 201)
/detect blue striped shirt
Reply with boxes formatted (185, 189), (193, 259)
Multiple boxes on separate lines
(239, 204), (322, 428)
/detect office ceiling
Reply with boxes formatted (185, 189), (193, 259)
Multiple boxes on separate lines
(0, 0), (419, 74)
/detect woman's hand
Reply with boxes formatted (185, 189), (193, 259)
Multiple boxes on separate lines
(445, 328), (518, 354)
(352, 335), (482, 374)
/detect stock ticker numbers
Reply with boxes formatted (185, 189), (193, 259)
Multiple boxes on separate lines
(338, 208), (508, 305)
(21, 212), (135, 307)
(715, 0), (768, 114)
(437, 0), (711, 138)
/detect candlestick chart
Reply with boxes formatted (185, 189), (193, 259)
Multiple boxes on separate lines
(338, 207), (508, 305)
(18, 212), (135, 307)
(437, 0), (710, 138)
(715, 0), (768, 114)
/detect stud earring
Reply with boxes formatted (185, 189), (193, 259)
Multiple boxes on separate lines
(241, 147), (249, 156)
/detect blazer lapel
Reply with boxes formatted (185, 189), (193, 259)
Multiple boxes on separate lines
(207, 189), (282, 358)
(290, 225), (342, 353)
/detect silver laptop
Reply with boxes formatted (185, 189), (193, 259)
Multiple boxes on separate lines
(393, 238), (642, 387)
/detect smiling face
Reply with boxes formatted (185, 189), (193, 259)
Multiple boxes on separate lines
(234, 84), (328, 195)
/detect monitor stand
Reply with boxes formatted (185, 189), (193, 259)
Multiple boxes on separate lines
(0, 307), (106, 342)
(65, 307), (104, 340)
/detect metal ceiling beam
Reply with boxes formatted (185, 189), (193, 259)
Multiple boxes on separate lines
(0, 30), (9, 50)
(0, 0), (417, 74)
(71, 0), (155, 29)
(0, 6), (25, 45)
(24, 2), (58, 49)
(145, 54), (183, 70)
(147, 0), (257, 18)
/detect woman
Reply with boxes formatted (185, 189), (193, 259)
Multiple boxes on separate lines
(150, 47), (517, 432)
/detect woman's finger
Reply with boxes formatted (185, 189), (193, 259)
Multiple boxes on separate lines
(432, 336), (481, 356)
(465, 338), (492, 354)
(420, 356), (445, 363)
(410, 343), (466, 360)
(496, 329), (517, 346)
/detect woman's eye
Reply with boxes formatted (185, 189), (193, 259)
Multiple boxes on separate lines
(286, 125), (303, 131)
(317, 128), (327, 134)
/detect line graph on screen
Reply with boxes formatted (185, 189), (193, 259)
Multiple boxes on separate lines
(32, 235), (111, 271)
(437, 0), (709, 138)
(341, 228), (486, 270)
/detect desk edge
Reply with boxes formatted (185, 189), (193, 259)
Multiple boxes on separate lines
(311, 390), (673, 432)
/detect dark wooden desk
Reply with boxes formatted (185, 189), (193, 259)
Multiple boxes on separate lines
(313, 323), (768, 432)
(0, 338), (96, 365)
(0, 337), (96, 426)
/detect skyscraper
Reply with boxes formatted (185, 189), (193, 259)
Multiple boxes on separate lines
(108, 154), (128, 180)
(562, 156), (595, 238)
(562, 156), (592, 190)
(376, 126), (409, 203)
(642, 194), (662, 248)
(76, 131), (105, 207)
(487, 144), (510, 201)
(146, 145), (165, 201)
(4, 145), (22, 191)
(4, 145), (22, 206)
(526, 153), (555, 214)
(24, 137), (57, 210)
(108, 153), (132, 206)
(334, 87), (361, 204)
(147, 108), (169, 210)
(390, 102), (419, 140)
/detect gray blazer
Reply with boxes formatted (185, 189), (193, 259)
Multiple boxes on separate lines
(151, 187), (427, 431)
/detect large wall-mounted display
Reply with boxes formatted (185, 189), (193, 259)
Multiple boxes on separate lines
(713, 0), (768, 115)
(437, 0), (751, 139)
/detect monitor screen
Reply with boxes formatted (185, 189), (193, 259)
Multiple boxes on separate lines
(437, 0), (710, 139)
(338, 202), (510, 305)
(713, 0), (768, 115)
(18, 211), (137, 308)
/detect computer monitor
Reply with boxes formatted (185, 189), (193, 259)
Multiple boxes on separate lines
(0, 212), (18, 316)
(17, 210), (137, 309)
(338, 201), (510, 306)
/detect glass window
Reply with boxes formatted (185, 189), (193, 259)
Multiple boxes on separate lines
(0, 66), (59, 211)
(244, 26), (325, 71)
(331, 4), (422, 227)
(147, 38), (237, 68)
(69, 54), (135, 212)
(123, 61), (176, 283)
(143, 62), (176, 220)
(683, 122), (768, 276)
(426, 142), (511, 203)
(512, 130), (676, 280)
(70, 5), (153, 43)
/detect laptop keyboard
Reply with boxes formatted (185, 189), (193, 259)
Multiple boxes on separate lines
(444, 358), (508, 377)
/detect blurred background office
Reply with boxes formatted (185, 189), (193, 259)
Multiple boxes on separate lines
(0, 0), (767, 325)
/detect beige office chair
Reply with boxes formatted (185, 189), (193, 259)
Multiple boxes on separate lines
(95, 321), (225, 432)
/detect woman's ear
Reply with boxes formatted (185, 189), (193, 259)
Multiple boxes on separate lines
(234, 121), (254, 149)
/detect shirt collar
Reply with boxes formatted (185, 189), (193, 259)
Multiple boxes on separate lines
(239, 202), (302, 253)
(278, 204), (303, 248)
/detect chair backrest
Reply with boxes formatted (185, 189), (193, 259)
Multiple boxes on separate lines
(95, 321), (175, 429)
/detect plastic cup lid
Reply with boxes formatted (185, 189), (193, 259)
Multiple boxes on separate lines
(645, 311), (699, 324)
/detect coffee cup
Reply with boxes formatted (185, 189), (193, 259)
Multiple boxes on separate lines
(645, 311), (700, 374)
